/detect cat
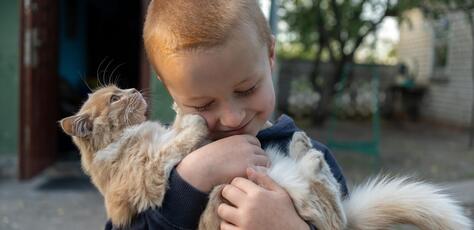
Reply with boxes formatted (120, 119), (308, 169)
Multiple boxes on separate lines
(60, 85), (210, 226)
(61, 85), (471, 229)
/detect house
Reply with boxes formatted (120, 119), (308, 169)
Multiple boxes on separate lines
(0, 0), (175, 180)
(398, 8), (474, 127)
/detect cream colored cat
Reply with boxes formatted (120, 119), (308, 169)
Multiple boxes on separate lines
(61, 85), (471, 230)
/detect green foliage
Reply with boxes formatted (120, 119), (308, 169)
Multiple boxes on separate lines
(276, 41), (316, 60)
(277, 0), (472, 62)
(278, 0), (418, 62)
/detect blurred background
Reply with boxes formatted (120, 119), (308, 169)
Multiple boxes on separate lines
(0, 0), (473, 229)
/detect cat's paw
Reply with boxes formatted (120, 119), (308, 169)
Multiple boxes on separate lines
(181, 114), (207, 129)
(299, 149), (324, 178)
(289, 131), (313, 160)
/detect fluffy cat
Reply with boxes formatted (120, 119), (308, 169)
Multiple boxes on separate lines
(61, 85), (471, 230)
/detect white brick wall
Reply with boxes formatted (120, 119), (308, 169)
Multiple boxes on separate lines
(398, 9), (474, 126)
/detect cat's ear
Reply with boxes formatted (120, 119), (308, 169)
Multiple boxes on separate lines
(60, 114), (93, 137)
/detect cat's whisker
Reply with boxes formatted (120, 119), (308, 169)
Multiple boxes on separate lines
(96, 57), (108, 87)
(109, 63), (125, 87)
(78, 72), (93, 93)
(100, 58), (114, 88)
(113, 71), (122, 87)
(115, 74), (122, 87)
(139, 89), (152, 97)
(110, 62), (125, 83)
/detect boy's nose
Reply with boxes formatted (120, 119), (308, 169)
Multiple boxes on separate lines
(219, 105), (245, 129)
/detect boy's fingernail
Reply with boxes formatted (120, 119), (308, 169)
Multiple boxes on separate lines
(255, 166), (268, 174)
(247, 167), (256, 174)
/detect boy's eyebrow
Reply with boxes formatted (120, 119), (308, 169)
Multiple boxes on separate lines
(236, 77), (251, 86)
(236, 75), (258, 86)
(186, 95), (212, 101)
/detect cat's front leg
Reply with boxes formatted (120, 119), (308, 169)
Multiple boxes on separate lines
(288, 133), (347, 229)
(199, 185), (224, 230)
(302, 149), (347, 230)
(162, 114), (209, 157)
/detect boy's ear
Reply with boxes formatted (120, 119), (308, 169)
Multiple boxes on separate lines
(172, 102), (183, 115)
(60, 114), (93, 137)
(269, 35), (276, 69)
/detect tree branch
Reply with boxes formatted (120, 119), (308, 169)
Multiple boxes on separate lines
(348, 5), (392, 58)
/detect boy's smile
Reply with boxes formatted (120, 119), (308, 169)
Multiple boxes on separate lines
(154, 23), (276, 140)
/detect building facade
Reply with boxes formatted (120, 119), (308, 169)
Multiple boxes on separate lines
(398, 9), (474, 126)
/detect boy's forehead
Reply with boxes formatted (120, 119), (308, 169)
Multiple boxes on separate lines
(156, 23), (264, 72)
(162, 36), (265, 83)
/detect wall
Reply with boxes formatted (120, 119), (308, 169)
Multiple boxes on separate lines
(0, 1), (19, 155)
(277, 60), (397, 113)
(423, 11), (473, 126)
(398, 9), (474, 126)
(398, 9), (435, 84)
(149, 73), (175, 125)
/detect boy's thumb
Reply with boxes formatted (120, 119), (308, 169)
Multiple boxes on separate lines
(247, 167), (279, 191)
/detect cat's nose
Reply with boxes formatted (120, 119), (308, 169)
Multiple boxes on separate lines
(130, 88), (139, 94)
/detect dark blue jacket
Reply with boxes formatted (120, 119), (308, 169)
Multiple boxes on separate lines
(105, 115), (348, 230)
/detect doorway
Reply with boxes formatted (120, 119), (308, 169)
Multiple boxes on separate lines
(20, 0), (150, 179)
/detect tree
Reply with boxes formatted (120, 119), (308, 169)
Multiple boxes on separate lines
(279, 0), (421, 122)
(278, 0), (472, 123)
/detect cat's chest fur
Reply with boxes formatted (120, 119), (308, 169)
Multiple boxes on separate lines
(94, 121), (176, 162)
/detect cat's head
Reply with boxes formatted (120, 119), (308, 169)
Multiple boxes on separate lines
(60, 85), (147, 144)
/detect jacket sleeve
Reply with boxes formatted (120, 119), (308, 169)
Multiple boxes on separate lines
(105, 167), (209, 230)
(311, 139), (349, 197)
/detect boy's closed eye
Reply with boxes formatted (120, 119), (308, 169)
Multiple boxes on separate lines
(236, 84), (257, 97)
(193, 101), (215, 112)
(188, 83), (260, 112)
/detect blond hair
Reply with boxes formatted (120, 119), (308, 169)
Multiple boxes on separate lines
(143, 0), (272, 71)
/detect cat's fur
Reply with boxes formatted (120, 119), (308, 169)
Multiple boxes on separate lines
(61, 85), (471, 230)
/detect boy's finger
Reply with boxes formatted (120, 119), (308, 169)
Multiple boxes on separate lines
(221, 184), (246, 206)
(243, 135), (261, 147)
(252, 146), (266, 156)
(252, 155), (269, 168)
(230, 177), (260, 193)
(220, 220), (239, 230)
(247, 167), (279, 191)
(217, 203), (239, 226)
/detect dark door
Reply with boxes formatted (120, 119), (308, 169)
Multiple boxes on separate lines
(19, 0), (59, 179)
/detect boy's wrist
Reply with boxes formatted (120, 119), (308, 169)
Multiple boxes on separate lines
(176, 156), (216, 193)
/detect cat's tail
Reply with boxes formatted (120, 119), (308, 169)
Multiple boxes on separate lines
(343, 176), (472, 230)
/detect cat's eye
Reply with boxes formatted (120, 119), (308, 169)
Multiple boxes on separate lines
(110, 95), (121, 103)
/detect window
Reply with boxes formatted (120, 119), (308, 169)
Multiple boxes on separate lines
(432, 17), (449, 81)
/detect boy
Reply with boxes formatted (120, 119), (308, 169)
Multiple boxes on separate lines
(105, 0), (347, 229)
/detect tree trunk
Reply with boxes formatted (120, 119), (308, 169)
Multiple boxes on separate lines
(311, 59), (348, 124)
(468, 13), (474, 147)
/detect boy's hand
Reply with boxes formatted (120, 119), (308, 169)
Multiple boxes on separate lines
(176, 135), (269, 192)
(217, 168), (310, 230)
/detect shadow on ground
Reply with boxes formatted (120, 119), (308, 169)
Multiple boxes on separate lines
(0, 159), (107, 230)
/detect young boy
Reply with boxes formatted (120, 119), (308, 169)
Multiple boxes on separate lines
(105, 0), (347, 229)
